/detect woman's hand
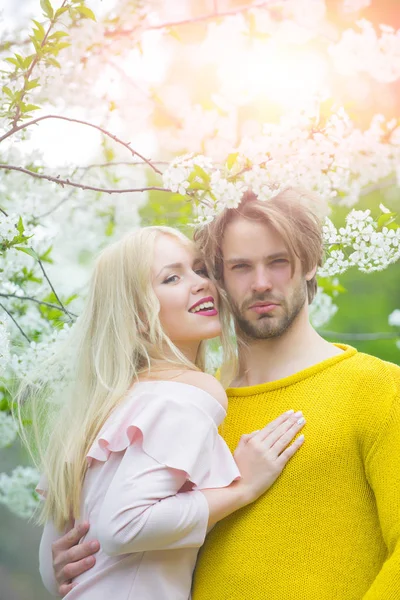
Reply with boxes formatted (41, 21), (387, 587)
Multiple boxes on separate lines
(233, 410), (305, 504)
(201, 410), (305, 528)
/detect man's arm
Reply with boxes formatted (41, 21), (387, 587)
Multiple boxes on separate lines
(363, 390), (400, 599)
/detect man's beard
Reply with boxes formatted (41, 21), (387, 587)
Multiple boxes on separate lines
(229, 283), (307, 340)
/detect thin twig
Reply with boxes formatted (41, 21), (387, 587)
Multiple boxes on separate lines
(37, 258), (73, 321)
(34, 185), (77, 220)
(0, 302), (31, 342)
(104, 0), (284, 37)
(319, 330), (400, 341)
(0, 115), (162, 175)
(360, 176), (397, 197)
(0, 293), (78, 317)
(11, 0), (68, 128)
(0, 164), (169, 194)
(77, 160), (169, 170)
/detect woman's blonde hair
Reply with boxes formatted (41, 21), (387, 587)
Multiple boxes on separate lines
(17, 226), (233, 531)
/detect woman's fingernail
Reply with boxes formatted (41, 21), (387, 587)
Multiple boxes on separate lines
(294, 410), (303, 417)
(298, 434), (305, 442)
(286, 409), (295, 415)
(90, 541), (98, 550)
(297, 417), (306, 425)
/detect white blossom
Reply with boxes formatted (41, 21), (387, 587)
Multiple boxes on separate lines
(0, 412), (18, 449)
(329, 20), (400, 83)
(0, 322), (10, 374)
(389, 309), (400, 327)
(0, 466), (40, 519)
(342, 0), (371, 13)
(309, 289), (338, 328)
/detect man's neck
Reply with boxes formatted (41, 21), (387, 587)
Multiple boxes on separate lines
(233, 309), (343, 387)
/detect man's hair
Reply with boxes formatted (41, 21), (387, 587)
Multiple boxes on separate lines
(194, 187), (325, 304)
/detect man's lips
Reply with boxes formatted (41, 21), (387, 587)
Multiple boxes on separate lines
(248, 302), (279, 314)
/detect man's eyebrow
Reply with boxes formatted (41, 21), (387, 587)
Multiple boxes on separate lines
(224, 251), (289, 265)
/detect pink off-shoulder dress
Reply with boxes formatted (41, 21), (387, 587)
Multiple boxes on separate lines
(38, 380), (240, 600)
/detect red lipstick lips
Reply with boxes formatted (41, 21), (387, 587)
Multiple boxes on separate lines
(188, 296), (218, 316)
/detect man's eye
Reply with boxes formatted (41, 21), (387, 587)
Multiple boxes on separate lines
(272, 259), (289, 265)
(232, 264), (249, 270)
(163, 275), (179, 284)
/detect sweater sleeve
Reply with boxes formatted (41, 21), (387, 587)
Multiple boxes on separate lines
(97, 439), (210, 556)
(363, 392), (400, 599)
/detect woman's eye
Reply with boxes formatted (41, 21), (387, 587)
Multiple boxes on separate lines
(163, 275), (179, 284)
(232, 264), (249, 270)
(195, 268), (209, 277)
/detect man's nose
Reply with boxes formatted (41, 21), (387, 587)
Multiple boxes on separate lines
(251, 267), (272, 293)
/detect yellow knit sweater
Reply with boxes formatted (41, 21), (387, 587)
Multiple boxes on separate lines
(192, 345), (400, 600)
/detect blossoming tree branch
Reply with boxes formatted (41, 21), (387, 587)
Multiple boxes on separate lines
(0, 0), (399, 517)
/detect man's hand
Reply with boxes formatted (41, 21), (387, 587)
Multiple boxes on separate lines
(52, 521), (99, 597)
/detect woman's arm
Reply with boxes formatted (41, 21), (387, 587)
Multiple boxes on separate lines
(47, 410), (305, 592)
(97, 409), (305, 554)
(97, 440), (210, 555)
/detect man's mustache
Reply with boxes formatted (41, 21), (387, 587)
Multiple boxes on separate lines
(242, 295), (283, 311)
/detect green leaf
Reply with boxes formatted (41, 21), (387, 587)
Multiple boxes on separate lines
(16, 217), (24, 235)
(48, 31), (69, 40)
(39, 245), (53, 263)
(55, 6), (69, 18)
(193, 164), (210, 182)
(30, 36), (42, 53)
(40, 0), (54, 19)
(32, 20), (46, 37)
(5, 57), (19, 67)
(188, 181), (207, 191)
(167, 28), (181, 42)
(15, 246), (39, 260)
(377, 212), (397, 229)
(226, 152), (239, 170)
(76, 6), (96, 21)
(23, 104), (41, 112)
(104, 146), (115, 162)
(386, 222), (399, 230)
(46, 57), (61, 68)
(25, 78), (40, 90)
(53, 42), (71, 52)
(2, 86), (14, 98)
(105, 220), (115, 236)
(23, 55), (35, 69)
(15, 54), (26, 68)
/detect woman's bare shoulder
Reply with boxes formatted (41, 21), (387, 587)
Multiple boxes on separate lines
(173, 371), (228, 410)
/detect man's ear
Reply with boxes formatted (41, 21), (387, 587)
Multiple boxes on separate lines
(305, 264), (318, 281)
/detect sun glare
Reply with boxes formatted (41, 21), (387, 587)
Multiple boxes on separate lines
(217, 40), (329, 109)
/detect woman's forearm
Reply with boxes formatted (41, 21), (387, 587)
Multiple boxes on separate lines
(201, 482), (251, 530)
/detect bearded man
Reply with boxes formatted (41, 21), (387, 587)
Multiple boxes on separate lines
(48, 188), (400, 599)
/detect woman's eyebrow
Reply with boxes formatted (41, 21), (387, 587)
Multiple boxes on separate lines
(155, 262), (183, 277)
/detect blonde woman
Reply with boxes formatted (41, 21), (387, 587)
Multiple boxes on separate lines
(30, 226), (305, 599)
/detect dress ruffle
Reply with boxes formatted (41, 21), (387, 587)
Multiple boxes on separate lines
(87, 381), (240, 489)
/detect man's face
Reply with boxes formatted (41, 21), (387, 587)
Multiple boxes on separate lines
(221, 217), (312, 340)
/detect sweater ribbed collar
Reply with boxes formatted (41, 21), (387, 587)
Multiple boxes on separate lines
(226, 344), (357, 396)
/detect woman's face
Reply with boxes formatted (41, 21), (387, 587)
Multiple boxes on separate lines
(152, 234), (221, 354)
